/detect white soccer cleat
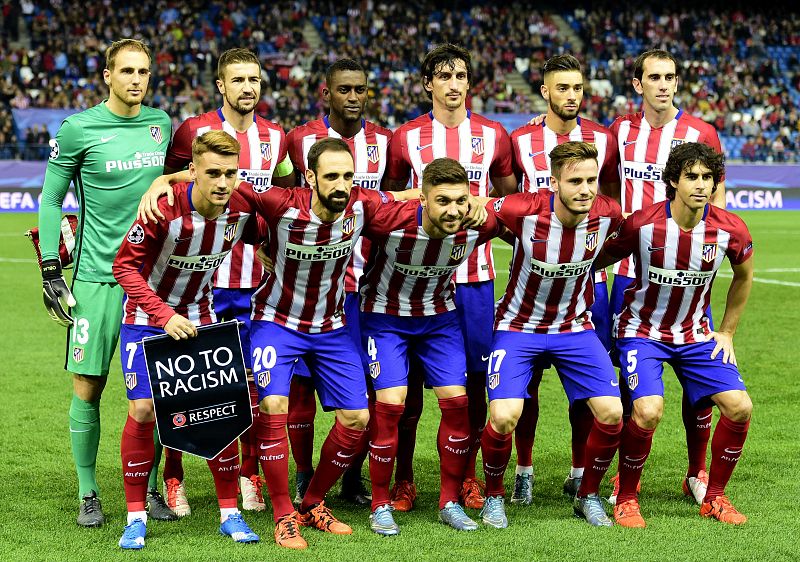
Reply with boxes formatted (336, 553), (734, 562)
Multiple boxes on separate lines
(240, 475), (266, 511)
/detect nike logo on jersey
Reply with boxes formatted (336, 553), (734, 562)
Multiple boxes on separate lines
(287, 222), (304, 231)
(530, 238), (549, 244)
(101, 134), (119, 143)
(647, 246), (665, 252)
(127, 460), (149, 467)
(174, 236), (192, 243)
(260, 442), (282, 450)
(528, 150), (546, 158)
(416, 143), (433, 151)
(448, 435), (470, 443)
(481, 355), (490, 362)
(610, 380), (620, 387)
(623, 140), (637, 146)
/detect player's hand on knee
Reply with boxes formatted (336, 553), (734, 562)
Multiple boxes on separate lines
(138, 175), (174, 224)
(41, 259), (75, 326)
(256, 246), (275, 274)
(164, 314), (198, 340)
(463, 194), (488, 227)
(709, 330), (737, 365)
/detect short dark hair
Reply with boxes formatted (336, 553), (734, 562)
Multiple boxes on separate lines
(549, 141), (598, 181)
(421, 43), (472, 100)
(217, 48), (261, 81)
(307, 137), (353, 174)
(106, 39), (151, 71)
(421, 158), (468, 195)
(543, 54), (582, 76)
(325, 58), (366, 88)
(633, 49), (679, 82)
(663, 142), (724, 200)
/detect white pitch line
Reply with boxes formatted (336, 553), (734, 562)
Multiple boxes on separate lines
(715, 272), (800, 288)
(0, 257), (37, 263)
(758, 268), (800, 273)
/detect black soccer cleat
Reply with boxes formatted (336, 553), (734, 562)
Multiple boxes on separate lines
(77, 491), (106, 527)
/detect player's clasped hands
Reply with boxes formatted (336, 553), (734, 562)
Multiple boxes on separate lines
(164, 314), (198, 340)
(708, 330), (737, 365)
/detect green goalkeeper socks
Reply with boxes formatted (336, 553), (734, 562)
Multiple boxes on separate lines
(148, 425), (163, 489)
(69, 395), (101, 499)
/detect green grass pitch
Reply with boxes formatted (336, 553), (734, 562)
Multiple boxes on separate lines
(0, 211), (798, 561)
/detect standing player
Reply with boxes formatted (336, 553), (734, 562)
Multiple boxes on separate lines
(508, 53), (620, 504)
(384, 43), (517, 510)
(284, 58), (392, 506)
(37, 39), (172, 526)
(595, 142), (753, 527)
(113, 131), (261, 549)
(479, 142), (624, 528)
(608, 49), (727, 504)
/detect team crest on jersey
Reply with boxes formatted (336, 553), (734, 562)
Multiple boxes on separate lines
(224, 222), (239, 242)
(627, 373), (638, 391)
(341, 214), (356, 236)
(671, 138), (686, 148)
(450, 243), (467, 261)
(260, 142), (271, 162)
(172, 413), (187, 427)
(72, 346), (84, 363)
(471, 137), (484, 156)
(149, 125), (163, 144)
(127, 224), (145, 244)
(585, 230), (599, 252)
(369, 361), (381, 379)
(702, 243), (718, 263)
(488, 372), (500, 390)
(366, 144), (380, 164)
(125, 371), (137, 391)
(257, 370), (271, 388)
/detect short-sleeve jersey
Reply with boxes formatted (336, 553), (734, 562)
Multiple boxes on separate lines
(113, 182), (260, 327)
(492, 192), (623, 334)
(603, 202), (753, 344)
(610, 110), (723, 277)
(41, 102), (171, 282)
(166, 109), (287, 289)
(359, 202), (501, 316)
(385, 111), (514, 283)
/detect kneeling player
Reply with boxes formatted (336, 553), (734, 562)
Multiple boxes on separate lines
(596, 142), (754, 527)
(112, 131), (261, 549)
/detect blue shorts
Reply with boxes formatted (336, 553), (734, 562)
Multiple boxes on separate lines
(590, 280), (611, 352)
(213, 288), (255, 369)
(487, 330), (620, 405)
(250, 320), (368, 410)
(361, 311), (467, 391)
(455, 280), (495, 373)
(616, 338), (746, 408)
(119, 324), (165, 400)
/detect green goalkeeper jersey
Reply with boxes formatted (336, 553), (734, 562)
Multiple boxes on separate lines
(39, 102), (171, 282)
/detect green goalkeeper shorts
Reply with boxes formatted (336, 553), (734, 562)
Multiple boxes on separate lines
(64, 280), (124, 377)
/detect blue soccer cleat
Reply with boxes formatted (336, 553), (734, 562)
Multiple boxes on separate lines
(439, 501), (478, 531)
(220, 513), (260, 543)
(574, 494), (614, 527)
(119, 518), (146, 550)
(480, 495), (508, 529)
(369, 504), (400, 536)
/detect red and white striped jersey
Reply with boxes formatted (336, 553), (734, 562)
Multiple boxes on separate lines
(492, 192), (622, 334)
(604, 202), (753, 344)
(386, 111), (514, 283)
(113, 182), (260, 327)
(166, 109), (288, 289)
(609, 110), (722, 276)
(360, 202), (501, 316)
(286, 117), (392, 292)
(235, 184), (400, 333)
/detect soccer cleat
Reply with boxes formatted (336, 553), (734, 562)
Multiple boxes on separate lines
(146, 488), (178, 521)
(240, 475), (266, 512)
(118, 518), (146, 550)
(294, 469), (314, 505)
(77, 491), (105, 527)
(511, 472), (533, 505)
(607, 473), (640, 506)
(574, 494), (614, 527)
(390, 480), (417, 512)
(700, 495), (747, 525)
(439, 501), (479, 531)
(683, 470), (709, 505)
(274, 512), (307, 550)
(460, 477), (486, 509)
(340, 471), (372, 506)
(369, 504), (400, 536)
(479, 495), (508, 529)
(219, 513), (260, 543)
(614, 498), (646, 528)
(299, 501), (353, 534)
(563, 475), (582, 498)
(163, 478), (191, 517)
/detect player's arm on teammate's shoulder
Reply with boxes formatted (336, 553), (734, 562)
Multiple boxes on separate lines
(594, 214), (635, 270)
(488, 173), (518, 197)
(138, 165), (189, 223)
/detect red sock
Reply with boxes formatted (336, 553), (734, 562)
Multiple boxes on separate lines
(438, 395), (470, 508)
(207, 440), (240, 509)
(616, 419), (655, 504)
(121, 416), (155, 512)
(239, 380), (260, 478)
(578, 419), (622, 497)
(301, 419), (366, 511)
(395, 370), (423, 483)
(569, 400), (594, 469)
(257, 413), (294, 521)
(464, 370), (487, 479)
(163, 447), (184, 482)
(683, 393), (712, 477)
(287, 377), (316, 474)
(706, 416), (749, 500)
(481, 422), (512, 497)
(514, 369), (542, 467)
(369, 401), (404, 510)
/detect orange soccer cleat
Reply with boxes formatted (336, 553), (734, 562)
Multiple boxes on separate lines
(700, 495), (747, 525)
(614, 498), (647, 528)
(390, 480), (418, 512)
(274, 512), (307, 549)
(299, 501), (353, 534)
(460, 478), (486, 509)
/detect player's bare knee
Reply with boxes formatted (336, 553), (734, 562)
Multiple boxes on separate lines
(489, 410), (519, 435)
(72, 374), (107, 402)
(260, 395), (288, 415)
(716, 390), (752, 422)
(595, 402), (623, 425)
(632, 397), (663, 429)
(128, 399), (155, 422)
(337, 408), (369, 429)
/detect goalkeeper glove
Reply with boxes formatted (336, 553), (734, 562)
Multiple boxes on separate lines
(42, 259), (76, 326)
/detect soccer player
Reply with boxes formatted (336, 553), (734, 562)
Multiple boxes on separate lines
(112, 131), (262, 549)
(479, 142), (624, 528)
(608, 49), (727, 505)
(508, 53), (620, 504)
(284, 58), (392, 506)
(384, 43), (517, 511)
(141, 47), (293, 516)
(362, 157), (500, 535)
(595, 142), (753, 527)
(37, 39), (172, 527)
